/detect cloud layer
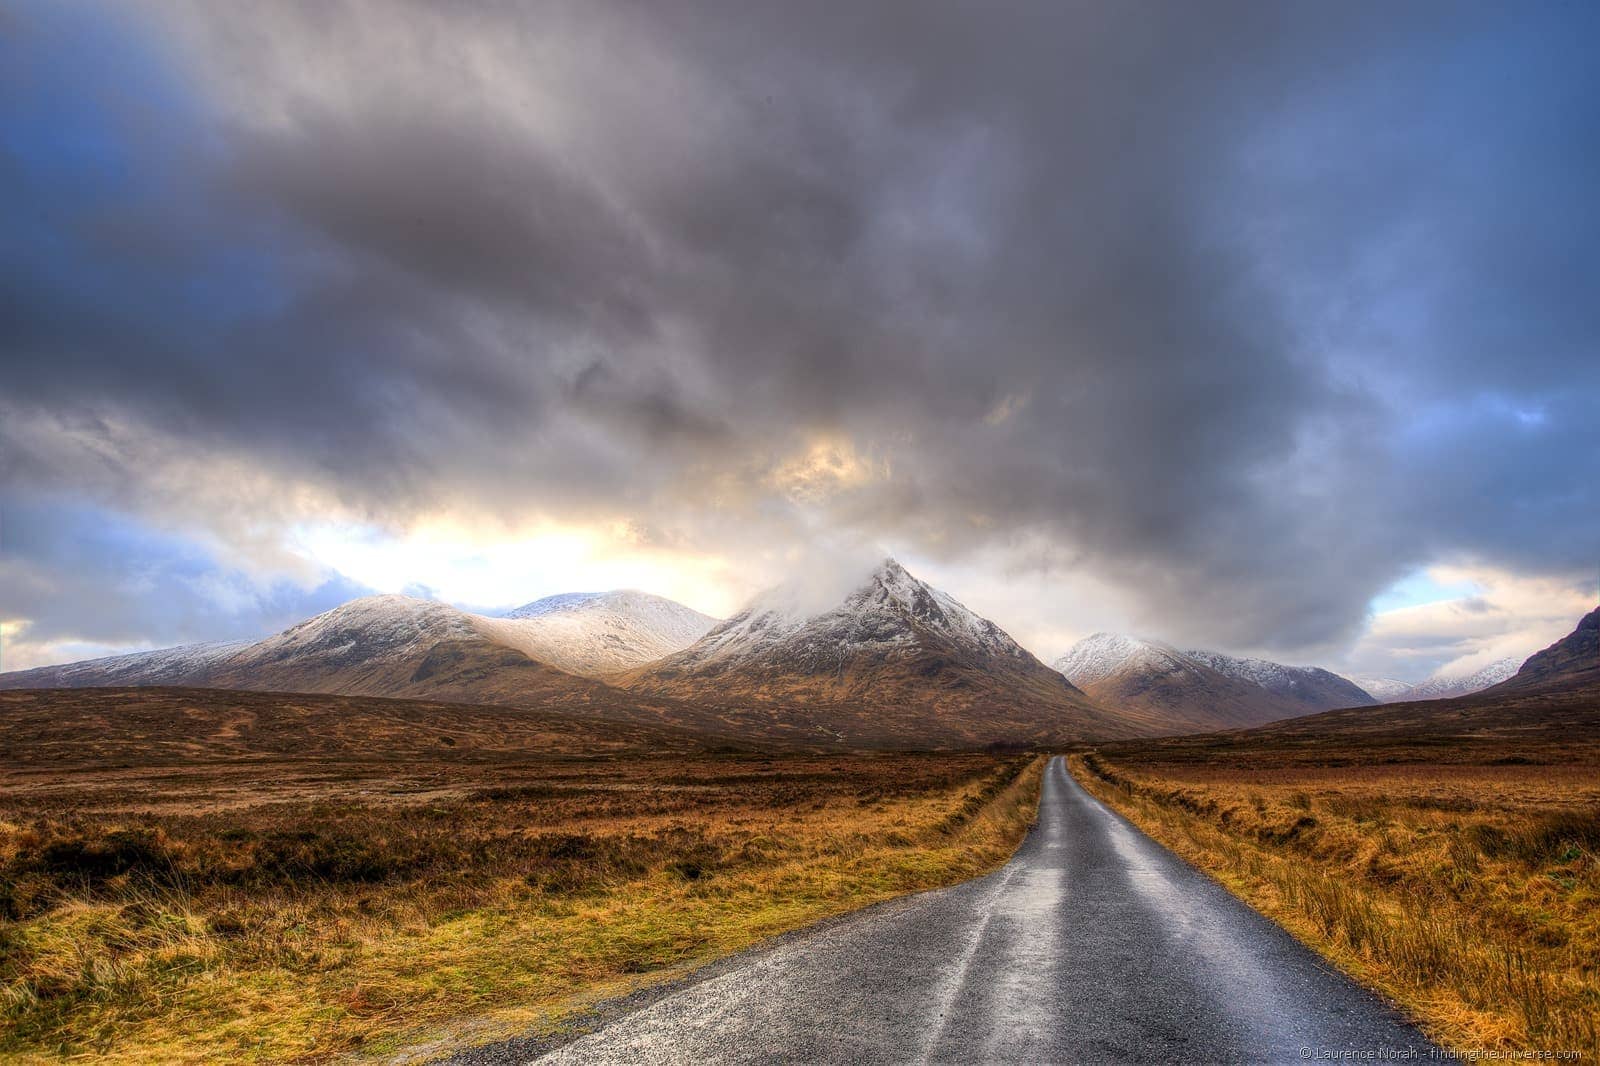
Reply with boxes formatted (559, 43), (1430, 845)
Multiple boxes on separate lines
(2, 0), (1596, 669)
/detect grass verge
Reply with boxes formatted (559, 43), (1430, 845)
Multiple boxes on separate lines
(1, 752), (1044, 1062)
(1072, 751), (1599, 1059)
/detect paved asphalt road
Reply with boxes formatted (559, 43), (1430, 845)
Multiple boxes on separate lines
(453, 756), (1432, 1064)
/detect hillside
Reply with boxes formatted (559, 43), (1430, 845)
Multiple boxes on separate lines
(0, 685), (716, 767)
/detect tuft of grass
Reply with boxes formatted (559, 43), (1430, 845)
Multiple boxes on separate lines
(0, 752), (1044, 1062)
(1073, 752), (1600, 1059)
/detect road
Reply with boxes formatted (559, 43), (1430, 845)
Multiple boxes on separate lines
(454, 756), (1432, 1064)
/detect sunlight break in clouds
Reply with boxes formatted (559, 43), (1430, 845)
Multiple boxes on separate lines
(288, 519), (742, 619)
(1342, 565), (1597, 683)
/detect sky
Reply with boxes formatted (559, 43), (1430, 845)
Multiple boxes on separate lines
(1, 0), (1596, 684)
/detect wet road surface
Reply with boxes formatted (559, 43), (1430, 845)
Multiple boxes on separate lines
(453, 756), (1431, 1064)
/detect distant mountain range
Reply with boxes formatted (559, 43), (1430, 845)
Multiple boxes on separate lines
(0, 594), (717, 729)
(1136, 605), (1600, 754)
(1349, 657), (1525, 704)
(1, 591), (713, 689)
(1346, 676), (1415, 702)
(6, 564), (1587, 748)
(1053, 634), (1374, 731)
(1397, 657), (1523, 701)
(0, 561), (1161, 746)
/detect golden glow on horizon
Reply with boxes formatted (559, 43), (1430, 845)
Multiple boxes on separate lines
(289, 517), (745, 617)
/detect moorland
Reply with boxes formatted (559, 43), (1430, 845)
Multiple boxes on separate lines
(0, 687), (1043, 1062)
(1079, 682), (1600, 1057)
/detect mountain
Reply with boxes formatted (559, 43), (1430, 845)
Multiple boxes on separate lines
(1486, 605), (1598, 694)
(0, 639), (251, 689)
(1, 596), (603, 704)
(1053, 634), (1277, 732)
(0, 589), (715, 692)
(1122, 608), (1600, 765)
(618, 558), (1165, 745)
(1350, 676), (1415, 702)
(482, 590), (717, 677)
(0, 594), (816, 744)
(1183, 649), (1374, 710)
(1053, 634), (1374, 732)
(1404, 657), (1522, 701)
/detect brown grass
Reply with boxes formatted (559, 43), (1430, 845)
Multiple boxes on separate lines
(1074, 742), (1600, 1059)
(0, 744), (1044, 1062)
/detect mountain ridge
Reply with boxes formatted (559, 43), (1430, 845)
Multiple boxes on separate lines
(1053, 633), (1373, 731)
(0, 590), (715, 690)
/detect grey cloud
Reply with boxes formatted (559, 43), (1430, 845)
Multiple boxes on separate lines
(2, 0), (1596, 656)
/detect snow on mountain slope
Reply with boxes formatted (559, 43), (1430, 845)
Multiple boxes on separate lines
(0, 589), (717, 693)
(1053, 634), (1301, 731)
(1350, 676), (1415, 702)
(213, 595), (479, 678)
(1053, 634), (1374, 731)
(1052, 633), (1191, 687)
(661, 558), (1032, 677)
(0, 596), (477, 694)
(0, 639), (251, 690)
(1405, 657), (1521, 700)
(1183, 649), (1374, 709)
(478, 590), (717, 677)
(620, 559), (1162, 744)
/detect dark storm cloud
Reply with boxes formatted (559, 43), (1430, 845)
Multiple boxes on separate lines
(2, 0), (1596, 653)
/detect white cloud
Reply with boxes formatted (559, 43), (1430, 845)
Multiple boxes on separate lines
(1337, 563), (1595, 682)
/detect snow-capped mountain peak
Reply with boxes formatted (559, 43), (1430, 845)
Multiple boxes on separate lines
(1052, 633), (1188, 687)
(481, 589), (718, 677)
(670, 558), (1030, 674)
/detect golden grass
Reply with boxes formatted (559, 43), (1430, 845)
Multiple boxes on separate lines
(0, 752), (1044, 1062)
(1073, 751), (1600, 1058)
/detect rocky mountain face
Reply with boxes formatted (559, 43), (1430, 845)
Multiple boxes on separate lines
(619, 559), (1166, 745)
(0, 573), (1163, 746)
(1053, 634), (1373, 732)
